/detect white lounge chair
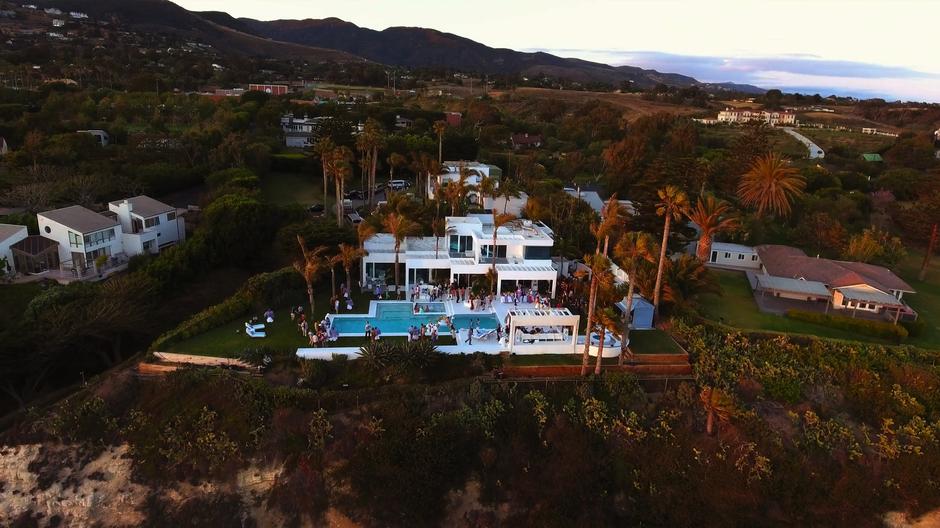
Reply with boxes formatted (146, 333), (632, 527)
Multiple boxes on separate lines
(474, 328), (496, 341)
(246, 326), (266, 338)
(245, 322), (265, 332)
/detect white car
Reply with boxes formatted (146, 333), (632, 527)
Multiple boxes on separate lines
(388, 179), (410, 191)
(346, 212), (363, 225)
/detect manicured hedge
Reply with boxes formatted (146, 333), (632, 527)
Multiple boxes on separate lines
(785, 309), (908, 341)
(149, 267), (304, 351)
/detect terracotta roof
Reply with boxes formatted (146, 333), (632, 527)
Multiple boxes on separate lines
(755, 244), (914, 294)
(511, 133), (542, 145)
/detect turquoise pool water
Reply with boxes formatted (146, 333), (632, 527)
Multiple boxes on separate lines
(329, 302), (498, 335)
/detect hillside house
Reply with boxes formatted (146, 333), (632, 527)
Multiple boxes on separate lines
(700, 242), (761, 270)
(716, 108), (797, 126)
(108, 195), (186, 254)
(511, 133), (543, 149)
(444, 111), (462, 127)
(753, 245), (916, 322)
(249, 83), (289, 95)
(427, 161), (502, 203)
(77, 129), (109, 146)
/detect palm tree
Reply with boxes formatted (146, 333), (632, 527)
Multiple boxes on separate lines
(433, 120), (447, 164)
(593, 308), (619, 375)
(333, 243), (366, 294)
(701, 386), (734, 435)
(496, 179), (522, 214)
(326, 146), (354, 224)
(652, 185), (690, 322)
(687, 195), (739, 261)
(387, 152), (407, 182)
(313, 137), (335, 209)
(477, 175), (497, 208)
(432, 218), (446, 259)
(579, 253), (613, 376)
(489, 212), (516, 294)
(293, 235), (330, 316)
(614, 232), (657, 365)
(357, 221), (377, 250)
(410, 152), (441, 201)
(357, 119), (385, 208)
(382, 212), (420, 299)
(579, 196), (623, 376)
(442, 169), (471, 216)
(662, 254), (720, 313)
(737, 152), (805, 217)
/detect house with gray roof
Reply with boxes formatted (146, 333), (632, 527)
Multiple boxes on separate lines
(109, 195), (185, 254)
(38, 205), (123, 275)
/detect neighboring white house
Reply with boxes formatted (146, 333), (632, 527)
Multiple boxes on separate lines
(108, 195), (186, 254)
(77, 129), (109, 146)
(31, 195), (182, 279)
(700, 242), (761, 270)
(38, 205), (124, 273)
(483, 192), (529, 216)
(0, 223), (28, 275)
(281, 114), (330, 148)
(716, 108), (797, 126)
(427, 161), (502, 203)
(362, 215), (557, 296)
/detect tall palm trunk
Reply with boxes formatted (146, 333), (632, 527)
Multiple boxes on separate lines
(696, 235), (712, 262)
(335, 178), (343, 224)
(593, 322), (605, 375)
(331, 266), (337, 299)
(370, 146), (379, 208)
(491, 230), (498, 294)
(307, 285), (315, 318)
(345, 265), (353, 293)
(652, 216), (671, 322)
(321, 160), (328, 209)
(394, 243), (402, 299)
(619, 276), (636, 365)
(580, 276), (599, 376)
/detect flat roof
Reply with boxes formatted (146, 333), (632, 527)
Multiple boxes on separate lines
(836, 286), (903, 306)
(755, 275), (831, 297)
(0, 223), (27, 241)
(40, 205), (118, 234)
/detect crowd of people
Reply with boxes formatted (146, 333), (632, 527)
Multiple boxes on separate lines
(291, 306), (339, 348)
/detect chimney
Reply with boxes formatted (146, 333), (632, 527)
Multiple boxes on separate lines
(123, 199), (132, 213)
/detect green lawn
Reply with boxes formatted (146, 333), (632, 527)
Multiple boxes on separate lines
(629, 329), (685, 354)
(698, 269), (891, 344)
(796, 128), (895, 155)
(896, 250), (940, 349)
(261, 171), (331, 208)
(0, 281), (44, 327)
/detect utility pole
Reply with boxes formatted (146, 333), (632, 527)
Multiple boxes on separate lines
(919, 223), (938, 281)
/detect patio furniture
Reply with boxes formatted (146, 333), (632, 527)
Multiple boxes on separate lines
(245, 326), (266, 338)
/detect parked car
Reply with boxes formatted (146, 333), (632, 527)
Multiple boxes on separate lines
(373, 182), (386, 193)
(342, 199), (354, 213)
(388, 180), (410, 191)
(346, 212), (363, 225)
(307, 203), (325, 215)
(344, 189), (364, 200)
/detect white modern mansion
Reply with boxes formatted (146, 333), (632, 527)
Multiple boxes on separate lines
(427, 161), (502, 203)
(362, 215), (558, 297)
(11, 195), (185, 280)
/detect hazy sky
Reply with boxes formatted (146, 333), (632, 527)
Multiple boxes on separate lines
(175, 0), (940, 101)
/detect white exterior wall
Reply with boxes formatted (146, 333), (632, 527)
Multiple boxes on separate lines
(0, 224), (28, 273)
(704, 243), (761, 270)
(38, 216), (123, 268)
(108, 202), (185, 255)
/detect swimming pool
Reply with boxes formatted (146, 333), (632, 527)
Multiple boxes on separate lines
(329, 301), (498, 335)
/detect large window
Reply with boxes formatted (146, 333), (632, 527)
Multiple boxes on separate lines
(144, 216), (161, 228)
(480, 245), (507, 259)
(83, 228), (115, 246)
(524, 246), (551, 260)
(449, 235), (474, 254)
(68, 230), (82, 248)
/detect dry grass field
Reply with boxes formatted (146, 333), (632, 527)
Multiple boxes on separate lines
(490, 87), (706, 121)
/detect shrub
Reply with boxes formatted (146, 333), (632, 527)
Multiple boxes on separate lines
(150, 267), (304, 350)
(785, 309), (908, 341)
(901, 319), (926, 338)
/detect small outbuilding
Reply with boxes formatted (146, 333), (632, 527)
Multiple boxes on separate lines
(616, 294), (654, 330)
